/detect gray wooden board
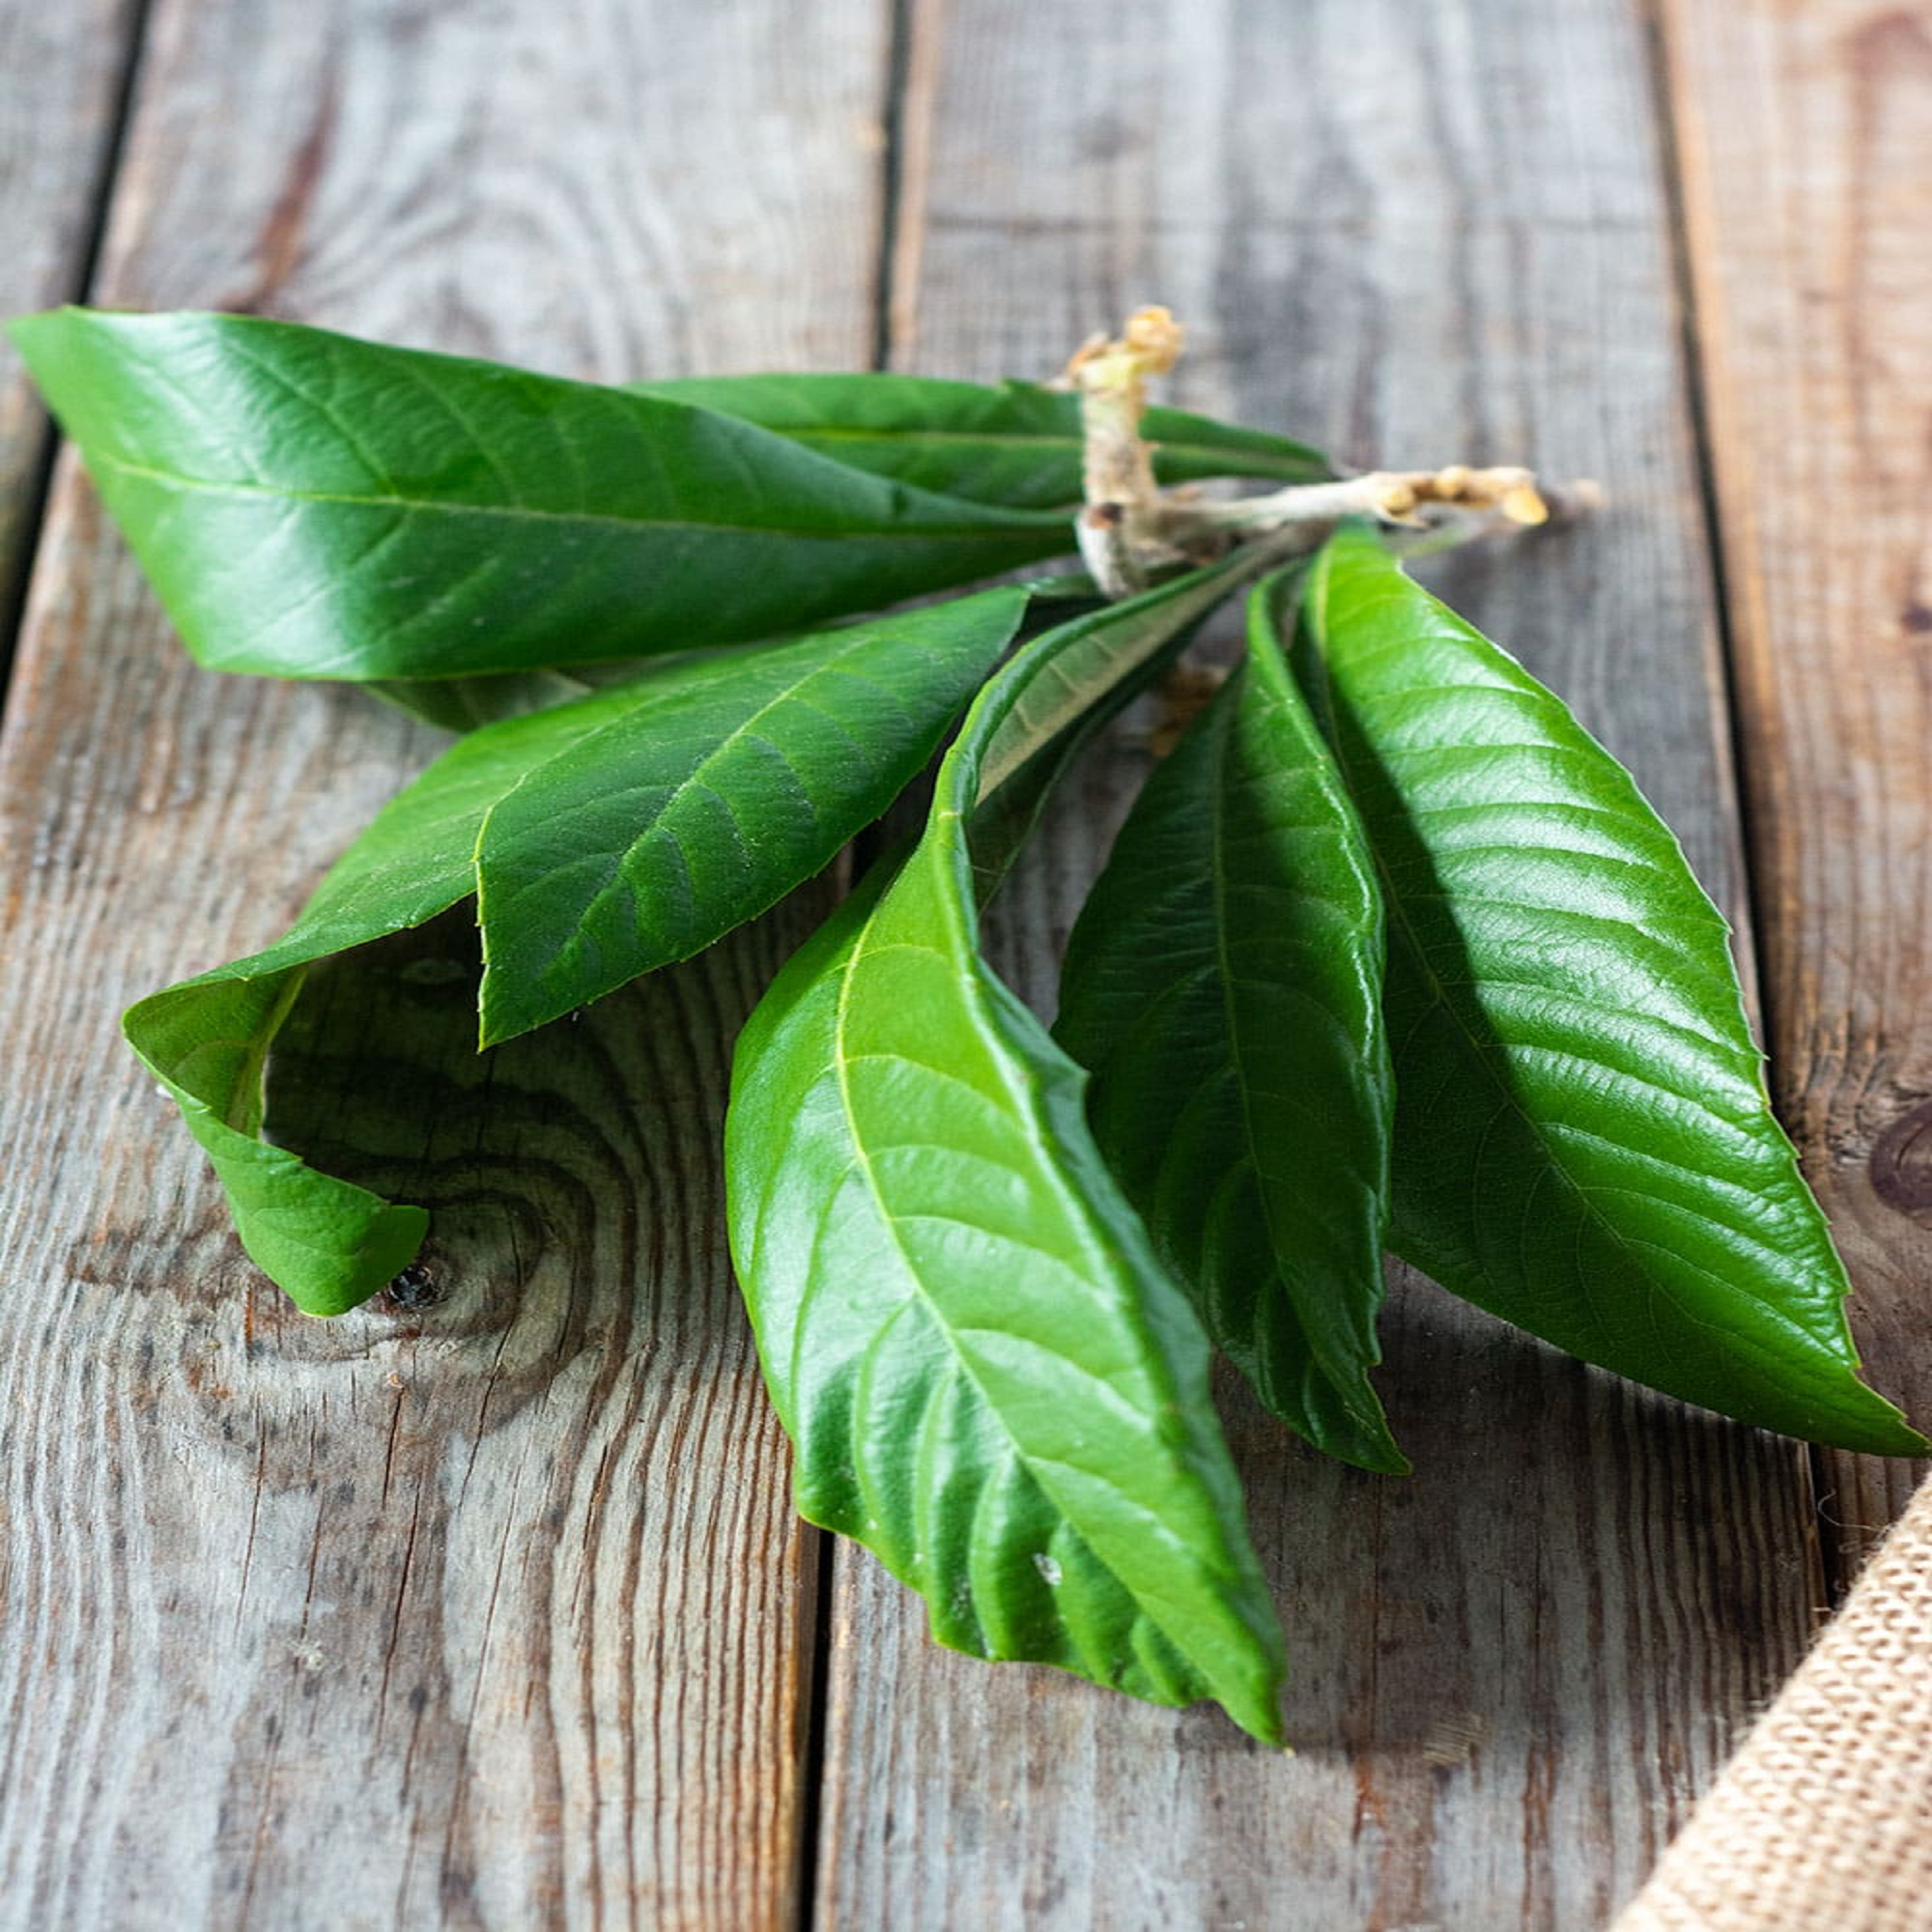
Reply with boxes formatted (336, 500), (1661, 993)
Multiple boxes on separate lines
(0, 0), (143, 632)
(811, 2), (1826, 1928)
(0, 0), (1897, 1924)
(0, 0), (893, 1923)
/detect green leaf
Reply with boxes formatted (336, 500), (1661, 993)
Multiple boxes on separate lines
(629, 370), (1329, 508)
(959, 558), (1254, 886)
(365, 572), (1105, 736)
(124, 699), (605, 1315)
(1057, 575), (1406, 1473)
(1297, 524), (1923, 1457)
(126, 589), (1028, 1314)
(474, 587), (1029, 1041)
(361, 660), (659, 733)
(726, 561), (1289, 1741)
(8, 307), (1069, 682)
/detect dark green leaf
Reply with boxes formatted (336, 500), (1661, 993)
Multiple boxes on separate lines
(1296, 524), (1923, 1456)
(1057, 575), (1406, 1473)
(9, 308), (1068, 681)
(126, 590), (1028, 1314)
(629, 370), (1330, 508)
(366, 572), (1104, 736)
(474, 587), (1029, 1041)
(361, 660), (657, 732)
(726, 562), (1289, 1741)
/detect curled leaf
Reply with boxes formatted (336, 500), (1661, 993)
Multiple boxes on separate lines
(126, 591), (1027, 1313)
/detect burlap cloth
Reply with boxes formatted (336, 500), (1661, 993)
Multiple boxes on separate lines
(1613, 1473), (1932, 1931)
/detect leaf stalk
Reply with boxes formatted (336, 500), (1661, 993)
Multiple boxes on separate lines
(1064, 309), (1601, 592)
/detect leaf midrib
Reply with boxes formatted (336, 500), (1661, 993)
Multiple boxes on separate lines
(1302, 556), (1855, 1377)
(89, 447), (1060, 544)
(825, 839), (1215, 1672)
(476, 625), (909, 1003)
(1204, 686), (1384, 1412)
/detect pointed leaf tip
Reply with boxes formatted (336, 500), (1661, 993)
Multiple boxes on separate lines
(727, 567), (1292, 1738)
(1297, 524), (1922, 1458)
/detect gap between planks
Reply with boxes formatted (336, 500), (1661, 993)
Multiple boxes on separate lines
(0, 0), (155, 705)
(789, 14), (937, 1927)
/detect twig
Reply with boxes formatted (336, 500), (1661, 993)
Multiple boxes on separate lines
(1064, 306), (1193, 597)
(1062, 311), (1601, 594)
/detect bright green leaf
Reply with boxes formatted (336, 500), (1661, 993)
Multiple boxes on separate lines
(726, 562), (1289, 1741)
(126, 590), (1029, 1313)
(629, 370), (1329, 507)
(9, 308), (1069, 682)
(1057, 575), (1406, 1473)
(1297, 524), (1923, 1457)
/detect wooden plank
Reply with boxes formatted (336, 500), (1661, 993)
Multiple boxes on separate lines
(0, 0), (892, 1923)
(0, 0), (143, 636)
(1658, 0), (1932, 1573)
(812, 1), (1826, 1926)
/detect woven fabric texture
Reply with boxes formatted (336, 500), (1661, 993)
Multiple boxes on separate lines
(1614, 1474), (1932, 1932)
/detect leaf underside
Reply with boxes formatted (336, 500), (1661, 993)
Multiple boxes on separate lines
(1296, 525), (1921, 1457)
(727, 562), (1290, 1741)
(1058, 575), (1406, 1473)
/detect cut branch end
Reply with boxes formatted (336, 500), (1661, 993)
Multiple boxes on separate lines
(1063, 309), (1601, 594)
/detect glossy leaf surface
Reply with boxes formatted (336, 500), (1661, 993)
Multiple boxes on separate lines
(126, 591), (1027, 1313)
(1058, 577), (1405, 1472)
(726, 566), (1289, 1739)
(630, 370), (1329, 507)
(475, 587), (1028, 1040)
(9, 308), (1067, 681)
(1297, 526), (1922, 1456)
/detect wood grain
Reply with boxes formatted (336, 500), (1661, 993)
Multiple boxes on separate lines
(2, 0), (1898, 1923)
(1659, 0), (1932, 1572)
(0, 0), (143, 639)
(0, 0), (892, 1922)
(813, 1), (1825, 1926)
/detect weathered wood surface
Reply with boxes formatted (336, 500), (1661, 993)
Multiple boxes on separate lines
(0, 0), (1918, 1926)
(0, 0), (894, 1922)
(815, 1), (1826, 1928)
(0, 0), (143, 628)
(1659, 0), (1932, 1577)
